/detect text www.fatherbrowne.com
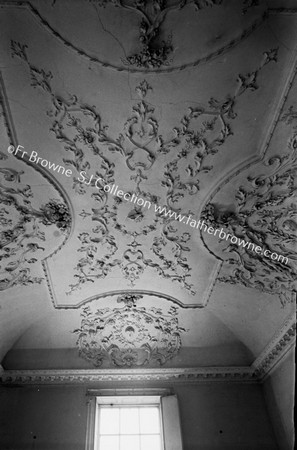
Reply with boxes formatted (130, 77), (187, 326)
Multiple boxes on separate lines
(78, 171), (289, 266)
(7, 145), (288, 266)
(154, 205), (288, 265)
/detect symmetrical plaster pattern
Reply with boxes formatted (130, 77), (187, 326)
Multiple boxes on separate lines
(9, 40), (281, 307)
(0, 1), (296, 381)
(73, 293), (187, 367)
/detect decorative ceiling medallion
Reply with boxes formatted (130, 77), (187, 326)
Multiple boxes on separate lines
(2, 312), (295, 385)
(73, 294), (187, 367)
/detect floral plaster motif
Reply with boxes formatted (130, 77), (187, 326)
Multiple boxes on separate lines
(53, 0), (223, 69)
(0, 80), (71, 291)
(10, 41), (279, 302)
(0, 165), (71, 290)
(73, 294), (187, 367)
(201, 116), (297, 305)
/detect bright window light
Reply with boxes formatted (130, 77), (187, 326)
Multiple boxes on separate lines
(95, 397), (163, 450)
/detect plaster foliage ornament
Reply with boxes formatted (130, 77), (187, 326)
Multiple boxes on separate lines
(52, 0), (222, 69)
(201, 144), (297, 306)
(0, 77), (71, 291)
(67, 207), (194, 294)
(73, 294), (187, 367)
(11, 41), (278, 197)
(161, 48), (278, 208)
(10, 42), (279, 299)
(0, 164), (71, 291)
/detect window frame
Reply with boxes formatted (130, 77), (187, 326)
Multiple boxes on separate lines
(94, 396), (164, 450)
(85, 389), (183, 450)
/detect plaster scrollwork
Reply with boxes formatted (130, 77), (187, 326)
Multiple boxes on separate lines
(201, 143), (297, 306)
(73, 293), (187, 367)
(0, 165), (71, 290)
(0, 77), (72, 292)
(53, 0), (222, 69)
(11, 41), (277, 192)
(67, 206), (195, 295)
(161, 48), (278, 209)
(10, 42), (278, 297)
(3, 1), (272, 73)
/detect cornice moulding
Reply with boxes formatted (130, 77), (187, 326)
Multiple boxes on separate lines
(0, 366), (257, 385)
(252, 312), (296, 381)
(1, 312), (295, 385)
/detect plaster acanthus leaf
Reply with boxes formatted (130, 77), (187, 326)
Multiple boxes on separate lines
(0, 167), (71, 290)
(63, 0), (223, 69)
(201, 146), (297, 305)
(73, 293), (187, 367)
(10, 42), (279, 298)
(0, 79), (72, 292)
(4, 1), (272, 73)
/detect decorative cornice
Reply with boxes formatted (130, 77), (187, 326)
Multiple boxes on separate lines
(252, 312), (296, 381)
(1, 313), (295, 385)
(0, 366), (257, 385)
(0, 1), (270, 73)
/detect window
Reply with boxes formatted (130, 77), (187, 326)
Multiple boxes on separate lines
(96, 397), (162, 450)
(85, 390), (183, 450)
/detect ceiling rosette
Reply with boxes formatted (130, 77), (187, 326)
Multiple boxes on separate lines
(73, 294), (187, 367)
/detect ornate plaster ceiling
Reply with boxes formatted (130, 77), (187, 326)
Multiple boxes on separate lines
(0, 0), (296, 384)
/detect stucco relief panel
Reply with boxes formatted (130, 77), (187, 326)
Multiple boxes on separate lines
(201, 74), (297, 306)
(73, 293), (188, 368)
(6, 38), (283, 307)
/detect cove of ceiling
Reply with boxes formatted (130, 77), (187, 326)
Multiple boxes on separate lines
(0, 0), (296, 379)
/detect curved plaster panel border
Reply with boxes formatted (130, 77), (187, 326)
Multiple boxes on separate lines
(201, 50), (297, 213)
(38, 50), (297, 310)
(0, 72), (74, 276)
(41, 281), (220, 310)
(0, 0), (271, 73)
(195, 49), (297, 285)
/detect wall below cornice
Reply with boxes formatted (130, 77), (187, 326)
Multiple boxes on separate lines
(263, 347), (295, 450)
(0, 381), (278, 450)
